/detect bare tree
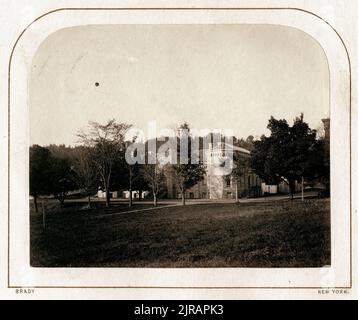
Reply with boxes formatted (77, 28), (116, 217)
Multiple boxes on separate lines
(77, 119), (131, 207)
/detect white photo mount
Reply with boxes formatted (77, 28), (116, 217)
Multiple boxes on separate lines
(4, 5), (352, 296)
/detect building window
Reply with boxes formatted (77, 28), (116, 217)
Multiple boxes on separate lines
(189, 192), (195, 199)
(202, 192), (207, 199)
(225, 176), (231, 187)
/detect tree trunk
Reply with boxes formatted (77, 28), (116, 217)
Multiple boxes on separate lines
(235, 181), (239, 202)
(129, 167), (133, 207)
(181, 192), (186, 205)
(129, 191), (132, 207)
(289, 180), (295, 200)
(34, 195), (38, 213)
(153, 193), (157, 207)
(42, 200), (46, 230)
(301, 176), (304, 201)
(57, 194), (65, 206)
(105, 186), (110, 207)
(87, 193), (91, 208)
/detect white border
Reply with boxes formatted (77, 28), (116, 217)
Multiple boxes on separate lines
(8, 8), (350, 288)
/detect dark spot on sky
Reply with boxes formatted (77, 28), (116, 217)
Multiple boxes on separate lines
(95, 82), (99, 87)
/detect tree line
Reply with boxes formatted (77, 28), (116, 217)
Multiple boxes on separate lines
(250, 114), (330, 199)
(30, 114), (330, 211)
(30, 121), (207, 211)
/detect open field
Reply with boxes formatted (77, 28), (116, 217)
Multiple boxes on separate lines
(30, 198), (330, 267)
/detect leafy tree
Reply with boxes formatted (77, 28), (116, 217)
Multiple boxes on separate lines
(30, 145), (53, 212)
(112, 138), (147, 207)
(320, 135), (330, 191)
(172, 123), (205, 205)
(132, 165), (150, 201)
(49, 157), (77, 205)
(172, 164), (206, 205)
(230, 152), (251, 201)
(125, 139), (146, 207)
(143, 163), (165, 207)
(233, 135), (255, 151)
(77, 119), (131, 207)
(72, 146), (99, 208)
(47, 144), (75, 160)
(251, 114), (324, 199)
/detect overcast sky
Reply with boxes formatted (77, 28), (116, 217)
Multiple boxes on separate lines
(29, 24), (329, 146)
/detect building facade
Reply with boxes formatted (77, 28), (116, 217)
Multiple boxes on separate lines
(164, 142), (262, 199)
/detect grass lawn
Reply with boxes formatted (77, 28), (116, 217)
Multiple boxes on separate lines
(30, 198), (330, 267)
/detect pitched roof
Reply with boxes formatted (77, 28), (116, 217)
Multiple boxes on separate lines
(210, 142), (251, 154)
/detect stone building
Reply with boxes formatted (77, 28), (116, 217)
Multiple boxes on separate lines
(164, 142), (262, 199)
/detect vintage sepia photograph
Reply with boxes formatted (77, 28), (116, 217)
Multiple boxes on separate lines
(28, 24), (331, 269)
